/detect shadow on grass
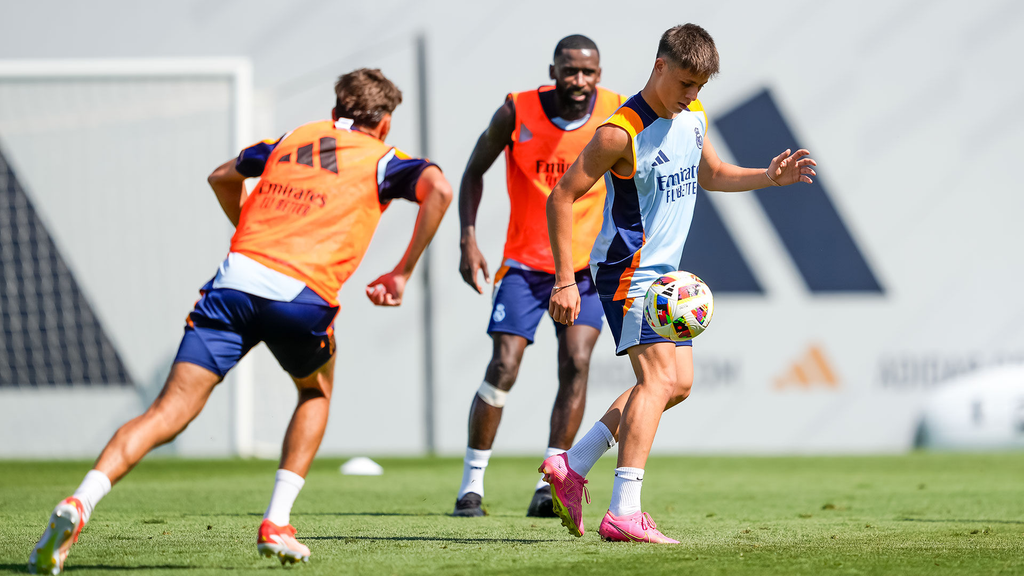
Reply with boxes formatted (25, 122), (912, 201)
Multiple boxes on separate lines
(295, 512), (450, 518)
(184, 512), (449, 518)
(0, 563), (272, 573)
(306, 535), (556, 544)
(901, 518), (1024, 525)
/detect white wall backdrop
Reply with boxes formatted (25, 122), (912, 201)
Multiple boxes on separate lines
(0, 65), (244, 456)
(1, 0), (1022, 457)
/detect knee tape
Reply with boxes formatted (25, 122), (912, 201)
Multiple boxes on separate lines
(476, 381), (509, 408)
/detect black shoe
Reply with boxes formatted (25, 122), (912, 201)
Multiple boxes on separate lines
(526, 487), (556, 517)
(452, 493), (485, 517)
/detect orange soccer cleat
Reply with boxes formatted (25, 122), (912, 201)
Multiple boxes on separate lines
(257, 519), (311, 565)
(28, 497), (85, 575)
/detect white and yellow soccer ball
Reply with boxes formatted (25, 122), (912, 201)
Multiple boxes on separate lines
(643, 271), (714, 342)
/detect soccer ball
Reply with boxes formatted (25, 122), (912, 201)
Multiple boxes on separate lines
(643, 271), (714, 342)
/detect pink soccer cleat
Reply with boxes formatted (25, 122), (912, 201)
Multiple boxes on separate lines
(597, 510), (679, 543)
(28, 497), (85, 575)
(257, 519), (311, 564)
(538, 453), (590, 537)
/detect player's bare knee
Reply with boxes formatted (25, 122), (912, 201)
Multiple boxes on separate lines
(557, 352), (590, 388)
(667, 386), (692, 408)
(145, 393), (190, 427)
(665, 373), (694, 408)
(139, 407), (193, 446)
(637, 374), (677, 402)
(485, 355), (521, 391)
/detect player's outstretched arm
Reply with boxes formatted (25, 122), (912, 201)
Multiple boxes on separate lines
(698, 134), (817, 192)
(547, 125), (632, 325)
(207, 159), (248, 227)
(458, 99), (515, 293)
(366, 166), (453, 306)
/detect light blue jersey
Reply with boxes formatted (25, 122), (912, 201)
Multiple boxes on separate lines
(590, 92), (708, 301)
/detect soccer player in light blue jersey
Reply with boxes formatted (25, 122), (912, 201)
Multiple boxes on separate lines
(540, 23), (816, 543)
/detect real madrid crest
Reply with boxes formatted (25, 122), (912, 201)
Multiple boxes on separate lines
(694, 127), (703, 150)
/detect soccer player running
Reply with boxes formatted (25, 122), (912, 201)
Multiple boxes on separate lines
(453, 35), (624, 517)
(28, 68), (452, 573)
(542, 24), (816, 543)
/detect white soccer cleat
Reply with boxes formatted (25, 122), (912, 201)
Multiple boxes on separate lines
(257, 519), (311, 565)
(28, 497), (85, 575)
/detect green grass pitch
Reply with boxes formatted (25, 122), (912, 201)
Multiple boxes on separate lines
(1, 454), (1023, 575)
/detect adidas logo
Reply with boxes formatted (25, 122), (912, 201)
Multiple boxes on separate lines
(651, 150), (670, 167)
(775, 344), (840, 390)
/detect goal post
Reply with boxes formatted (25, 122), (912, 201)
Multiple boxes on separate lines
(0, 58), (256, 457)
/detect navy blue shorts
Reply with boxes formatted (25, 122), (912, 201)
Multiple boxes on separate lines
(487, 267), (603, 344)
(602, 296), (692, 356)
(174, 281), (338, 379)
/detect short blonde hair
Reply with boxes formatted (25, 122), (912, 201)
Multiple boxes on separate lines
(657, 24), (720, 79)
(334, 68), (403, 128)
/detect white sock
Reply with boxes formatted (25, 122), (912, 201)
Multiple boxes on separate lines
(457, 448), (491, 499)
(264, 469), (305, 526)
(565, 422), (616, 478)
(535, 447), (565, 491)
(72, 470), (111, 524)
(609, 467), (644, 517)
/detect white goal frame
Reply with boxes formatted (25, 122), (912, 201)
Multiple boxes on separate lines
(0, 58), (257, 457)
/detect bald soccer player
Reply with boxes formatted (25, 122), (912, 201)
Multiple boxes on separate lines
(453, 35), (624, 518)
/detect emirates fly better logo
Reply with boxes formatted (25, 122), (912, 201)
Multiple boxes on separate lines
(535, 159), (570, 188)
